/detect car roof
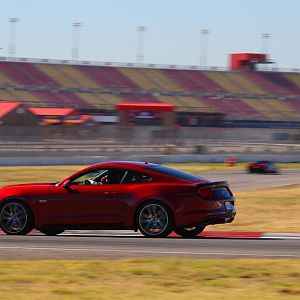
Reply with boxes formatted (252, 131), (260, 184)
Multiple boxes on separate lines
(89, 161), (158, 169)
(255, 160), (271, 164)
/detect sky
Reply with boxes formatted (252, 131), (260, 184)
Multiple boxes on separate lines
(0, 0), (299, 69)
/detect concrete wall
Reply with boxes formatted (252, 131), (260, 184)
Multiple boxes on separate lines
(0, 154), (299, 166)
(0, 125), (299, 143)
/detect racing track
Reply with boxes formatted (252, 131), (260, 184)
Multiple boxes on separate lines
(201, 168), (300, 191)
(1, 169), (300, 259)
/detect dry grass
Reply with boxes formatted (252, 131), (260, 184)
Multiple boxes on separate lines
(210, 184), (300, 233)
(0, 165), (83, 186)
(0, 259), (299, 300)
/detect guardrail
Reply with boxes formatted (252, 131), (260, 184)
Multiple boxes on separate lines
(0, 141), (300, 156)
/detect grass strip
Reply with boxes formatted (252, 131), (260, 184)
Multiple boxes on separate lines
(210, 184), (300, 233)
(0, 259), (299, 300)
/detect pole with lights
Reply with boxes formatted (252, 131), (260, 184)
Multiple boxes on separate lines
(200, 28), (209, 68)
(137, 26), (147, 65)
(261, 33), (271, 70)
(72, 22), (82, 62)
(262, 33), (271, 55)
(8, 17), (19, 58)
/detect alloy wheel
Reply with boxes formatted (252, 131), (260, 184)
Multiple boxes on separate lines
(0, 202), (28, 234)
(138, 203), (169, 237)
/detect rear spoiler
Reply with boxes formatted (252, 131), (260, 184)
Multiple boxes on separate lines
(197, 181), (235, 200)
(198, 181), (229, 189)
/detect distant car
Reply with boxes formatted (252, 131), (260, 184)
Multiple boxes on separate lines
(247, 161), (279, 174)
(0, 161), (236, 238)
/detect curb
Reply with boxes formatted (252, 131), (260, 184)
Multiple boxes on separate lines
(262, 233), (300, 240)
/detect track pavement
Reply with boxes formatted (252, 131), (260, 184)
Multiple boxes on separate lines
(0, 234), (299, 260)
(200, 168), (300, 191)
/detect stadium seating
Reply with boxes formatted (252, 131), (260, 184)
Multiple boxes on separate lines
(283, 73), (300, 90)
(1, 60), (300, 123)
(162, 69), (223, 92)
(139, 69), (184, 91)
(204, 71), (244, 93)
(207, 71), (267, 94)
(117, 68), (159, 90)
(0, 90), (16, 101)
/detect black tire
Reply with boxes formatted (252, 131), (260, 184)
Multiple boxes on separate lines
(136, 201), (174, 238)
(174, 225), (205, 238)
(39, 229), (65, 236)
(0, 200), (34, 235)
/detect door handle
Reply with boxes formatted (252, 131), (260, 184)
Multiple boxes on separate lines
(103, 191), (118, 195)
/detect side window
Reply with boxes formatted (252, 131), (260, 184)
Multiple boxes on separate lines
(72, 168), (127, 185)
(122, 170), (152, 184)
(72, 169), (107, 185)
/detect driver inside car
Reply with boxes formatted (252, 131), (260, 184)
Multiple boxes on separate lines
(100, 169), (123, 184)
(78, 169), (124, 185)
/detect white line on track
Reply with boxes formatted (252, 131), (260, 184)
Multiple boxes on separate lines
(0, 246), (298, 257)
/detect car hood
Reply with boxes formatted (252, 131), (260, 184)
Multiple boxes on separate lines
(0, 183), (54, 195)
(0, 183), (53, 189)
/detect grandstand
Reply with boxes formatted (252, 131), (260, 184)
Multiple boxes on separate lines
(1, 57), (300, 126)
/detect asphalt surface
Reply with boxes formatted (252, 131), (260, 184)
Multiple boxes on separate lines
(1, 169), (300, 260)
(0, 235), (299, 259)
(200, 169), (300, 192)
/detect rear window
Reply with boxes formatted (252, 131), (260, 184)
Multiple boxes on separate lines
(122, 171), (152, 183)
(144, 165), (200, 181)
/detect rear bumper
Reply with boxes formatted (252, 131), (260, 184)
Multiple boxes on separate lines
(203, 211), (236, 226)
(176, 201), (236, 227)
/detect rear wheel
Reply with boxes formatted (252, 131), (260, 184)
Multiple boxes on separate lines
(0, 201), (34, 235)
(39, 229), (65, 236)
(174, 225), (205, 238)
(136, 201), (173, 238)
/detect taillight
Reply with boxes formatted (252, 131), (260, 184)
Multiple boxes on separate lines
(257, 164), (267, 167)
(197, 188), (214, 199)
(198, 187), (233, 200)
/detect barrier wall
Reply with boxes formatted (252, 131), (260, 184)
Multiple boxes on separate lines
(0, 154), (299, 166)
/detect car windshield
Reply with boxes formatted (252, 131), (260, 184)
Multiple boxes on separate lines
(144, 165), (201, 181)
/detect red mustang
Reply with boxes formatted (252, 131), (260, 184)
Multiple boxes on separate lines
(0, 161), (236, 238)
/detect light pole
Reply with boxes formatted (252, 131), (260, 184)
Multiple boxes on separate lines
(261, 33), (271, 70)
(72, 22), (82, 62)
(136, 26), (147, 64)
(261, 33), (271, 55)
(8, 17), (19, 57)
(200, 29), (210, 68)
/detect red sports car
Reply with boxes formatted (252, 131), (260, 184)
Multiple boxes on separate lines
(0, 161), (236, 238)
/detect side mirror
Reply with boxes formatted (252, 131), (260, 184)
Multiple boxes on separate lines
(62, 179), (71, 187)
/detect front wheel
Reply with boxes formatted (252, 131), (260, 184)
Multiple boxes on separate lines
(174, 226), (205, 238)
(0, 201), (34, 235)
(136, 201), (174, 238)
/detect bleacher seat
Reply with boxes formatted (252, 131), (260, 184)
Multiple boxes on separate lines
(0, 60), (300, 122)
